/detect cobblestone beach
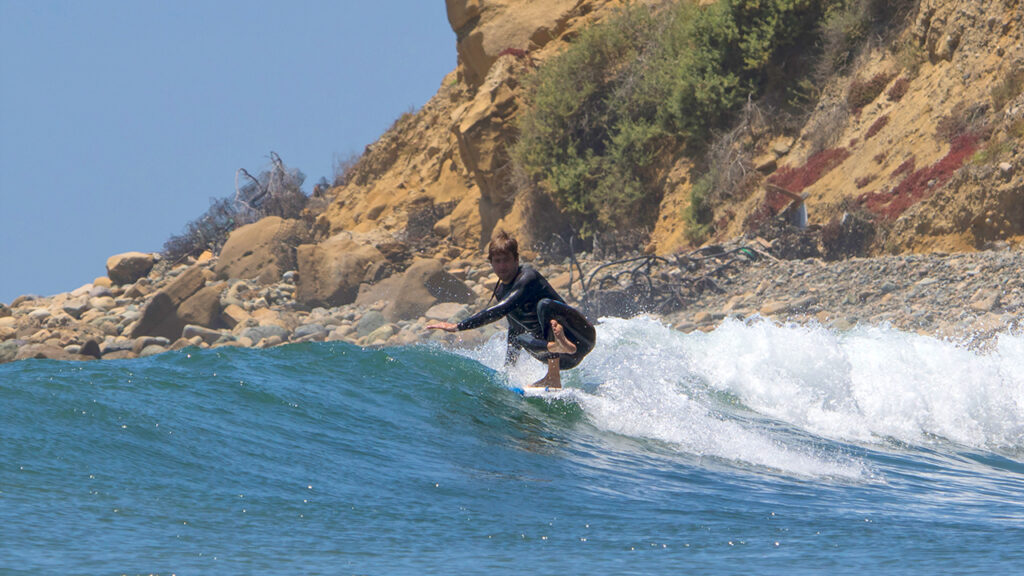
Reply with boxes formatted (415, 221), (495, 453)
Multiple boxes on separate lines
(658, 246), (1024, 340)
(1, 245), (1021, 364)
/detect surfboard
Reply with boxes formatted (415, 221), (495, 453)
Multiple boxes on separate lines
(511, 386), (561, 397)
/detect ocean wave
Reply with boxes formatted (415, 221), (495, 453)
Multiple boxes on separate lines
(455, 315), (1024, 478)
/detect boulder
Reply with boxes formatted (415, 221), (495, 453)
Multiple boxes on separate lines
(424, 302), (470, 322)
(221, 304), (251, 329)
(327, 325), (356, 342)
(129, 293), (180, 341)
(0, 341), (19, 363)
(129, 266), (208, 340)
(196, 250), (214, 264)
(139, 344), (168, 357)
(296, 235), (386, 307)
(131, 336), (170, 355)
(123, 280), (151, 299)
(355, 311), (388, 338)
(100, 337), (134, 355)
(292, 323), (328, 342)
(163, 266), (208, 306)
(62, 296), (91, 319)
(11, 295), (36, 307)
(106, 252), (155, 285)
(169, 337), (197, 351)
(79, 339), (102, 358)
(178, 283), (228, 329)
(182, 325), (226, 345)
(215, 216), (311, 285)
(15, 343), (74, 362)
(357, 258), (475, 322)
(364, 324), (396, 344)
(89, 296), (116, 311)
(256, 334), (284, 348)
(240, 324), (291, 343)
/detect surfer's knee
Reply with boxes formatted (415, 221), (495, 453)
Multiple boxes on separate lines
(535, 298), (556, 319)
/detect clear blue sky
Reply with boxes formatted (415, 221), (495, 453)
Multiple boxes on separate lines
(0, 0), (455, 304)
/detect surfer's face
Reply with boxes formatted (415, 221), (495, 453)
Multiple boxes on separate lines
(489, 251), (518, 284)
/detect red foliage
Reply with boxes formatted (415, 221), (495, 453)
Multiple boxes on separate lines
(892, 156), (916, 177)
(498, 47), (528, 59)
(743, 203), (776, 231)
(848, 72), (895, 112)
(763, 187), (793, 213)
(865, 115), (889, 140)
(855, 174), (876, 188)
(745, 149), (850, 233)
(768, 148), (851, 193)
(886, 77), (910, 102)
(859, 134), (979, 219)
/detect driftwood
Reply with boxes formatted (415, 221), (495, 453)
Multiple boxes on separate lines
(565, 241), (772, 319)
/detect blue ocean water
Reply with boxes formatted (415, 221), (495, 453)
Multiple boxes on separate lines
(2, 316), (1023, 575)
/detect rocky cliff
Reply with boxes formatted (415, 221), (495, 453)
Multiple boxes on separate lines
(315, 0), (636, 253)
(316, 0), (1023, 257)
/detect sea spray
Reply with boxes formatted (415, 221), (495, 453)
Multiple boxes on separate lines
(685, 318), (1024, 450)
(460, 316), (869, 478)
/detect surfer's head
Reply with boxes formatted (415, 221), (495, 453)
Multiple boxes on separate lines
(487, 230), (519, 262)
(488, 231), (519, 283)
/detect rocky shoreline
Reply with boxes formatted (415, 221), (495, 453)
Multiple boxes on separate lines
(659, 244), (1024, 341)
(2, 240), (1021, 365)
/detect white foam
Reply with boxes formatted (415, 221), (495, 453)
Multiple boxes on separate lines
(454, 316), (1024, 477)
(690, 318), (1024, 449)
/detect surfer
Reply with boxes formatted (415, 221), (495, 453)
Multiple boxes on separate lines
(426, 231), (595, 389)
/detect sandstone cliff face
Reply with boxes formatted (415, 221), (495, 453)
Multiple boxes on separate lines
(316, 0), (632, 254)
(772, 0), (1024, 254)
(318, 0), (1024, 258)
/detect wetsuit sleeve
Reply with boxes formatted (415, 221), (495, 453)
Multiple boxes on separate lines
(455, 267), (537, 331)
(456, 283), (526, 330)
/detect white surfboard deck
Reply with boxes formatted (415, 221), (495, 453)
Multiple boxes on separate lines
(511, 386), (563, 397)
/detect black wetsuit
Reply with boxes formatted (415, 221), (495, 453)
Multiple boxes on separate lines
(457, 265), (596, 369)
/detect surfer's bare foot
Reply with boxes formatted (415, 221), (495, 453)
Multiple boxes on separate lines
(529, 377), (561, 389)
(547, 320), (577, 355)
(531, 357), (562, 389)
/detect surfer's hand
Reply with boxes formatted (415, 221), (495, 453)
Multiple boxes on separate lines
(426, 322), (458, 332)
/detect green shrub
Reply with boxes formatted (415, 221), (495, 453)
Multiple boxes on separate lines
(514, 0), (847, 239)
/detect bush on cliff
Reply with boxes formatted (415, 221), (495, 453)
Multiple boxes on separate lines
(163, 152), (308, 264)
(514, 0), (918, 241)
(514, 0), (845, 238)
